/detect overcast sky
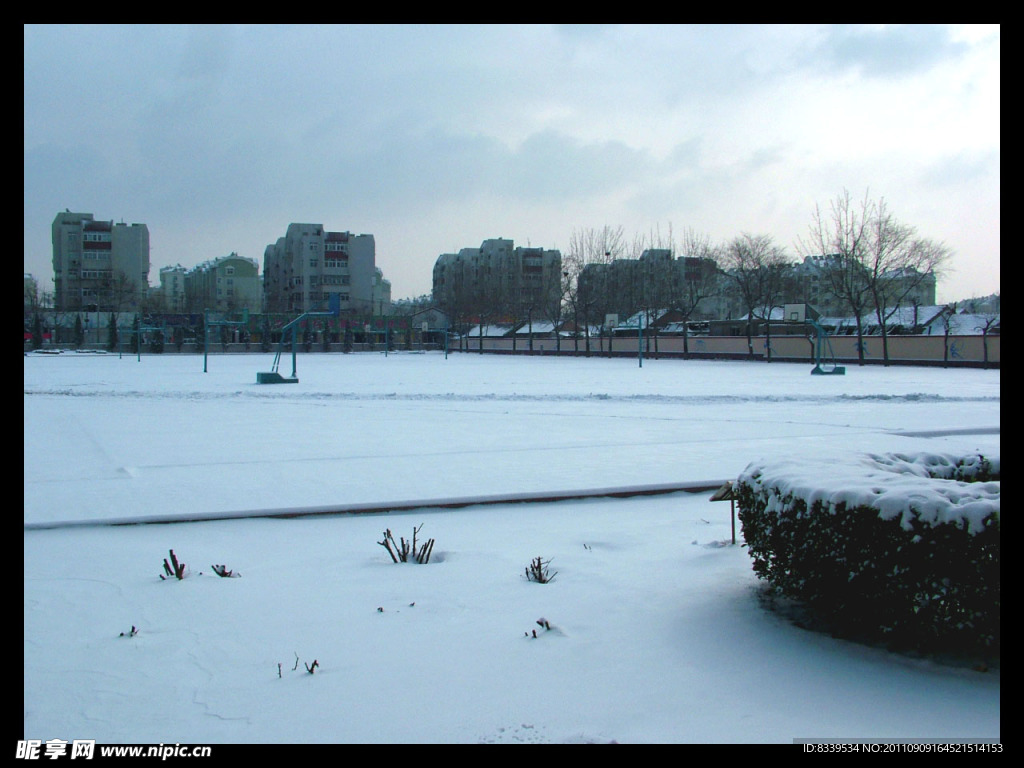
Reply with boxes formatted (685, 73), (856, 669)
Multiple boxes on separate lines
(24, 24), (999, 303)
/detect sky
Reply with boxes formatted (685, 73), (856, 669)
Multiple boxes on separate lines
(24, 351), (1000, 744)
(24, 24), (1000, 304)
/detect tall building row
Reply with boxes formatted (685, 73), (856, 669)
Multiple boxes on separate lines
(47, 213), (392, 317)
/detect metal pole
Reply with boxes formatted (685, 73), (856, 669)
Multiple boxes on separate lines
(291, 324), (298, 379)
(638, 318), (643, 368)
(203, 310), (209, 373)
(731, 499), (736, 545)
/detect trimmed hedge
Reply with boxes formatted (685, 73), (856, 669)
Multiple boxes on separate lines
(736, 451), (999, 655)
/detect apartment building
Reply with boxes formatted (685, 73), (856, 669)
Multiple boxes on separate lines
(52, 211), (150, 311)
(156, 265), (188, 312)
(263, 224), (379, 315)
(789, 254), (937, 317)
(432, 238), (562, 323)
(184, 253), (261, 315)
(579, 249), (724, 323)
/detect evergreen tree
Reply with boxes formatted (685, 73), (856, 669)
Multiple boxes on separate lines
(74, 315), (85, 349)
(261, 316), (271, 352)
(193, 315), (205, 352)
(107, 313), (118, 352)
(32, 313), (43, 350)
(130, 314), (141, 354)
(343, 322), (353, 353)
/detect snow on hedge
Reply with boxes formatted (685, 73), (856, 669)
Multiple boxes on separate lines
(738, 451), (999, 534)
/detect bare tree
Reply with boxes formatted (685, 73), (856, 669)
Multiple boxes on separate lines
(667, 228), (723, 357)
(539, 257), (569, 353)
(864, 201), (951, 365)
(939, 303), (957, 367)
(973, 301), (1000, 369)
(564, 226), (624, 354)
(105, 270), (142, 314)
(433, 258), (473, 351)
(797, 189), (875, 364)
(719, 233), (790, 360)
(799, 189), (950, 366)
(470, 265), (502, 354)
(636, 225), (676, 357)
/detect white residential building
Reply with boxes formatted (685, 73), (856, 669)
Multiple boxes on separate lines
(51, 211), (150, 312)
(263, 224), (379, 315)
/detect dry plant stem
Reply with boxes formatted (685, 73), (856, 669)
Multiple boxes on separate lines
(526, 556), (557, 583)
(162, 549), (186, 580)
(379, 525), (435, 564)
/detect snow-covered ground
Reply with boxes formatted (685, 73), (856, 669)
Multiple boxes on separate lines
(24, 351), (1000, 744)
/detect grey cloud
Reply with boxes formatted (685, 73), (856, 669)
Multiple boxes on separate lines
(176, 25), (235, 82)
(815, 25), (969, 78)
(918, 151), (999, 187)
(300, 122), (654, 213)
(506, 130), (653, 201)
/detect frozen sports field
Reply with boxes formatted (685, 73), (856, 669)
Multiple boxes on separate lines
(24, 351), (1000, 744)
(23, 351), (1000, 527)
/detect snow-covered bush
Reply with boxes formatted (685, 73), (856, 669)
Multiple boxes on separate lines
(736, 451), (999, 654)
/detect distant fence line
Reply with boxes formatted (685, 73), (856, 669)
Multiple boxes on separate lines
(449, 332), (1000, 367)
(31, 331), (999, 368)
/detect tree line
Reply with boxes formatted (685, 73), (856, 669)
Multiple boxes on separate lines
(454, 188), (950, 364)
